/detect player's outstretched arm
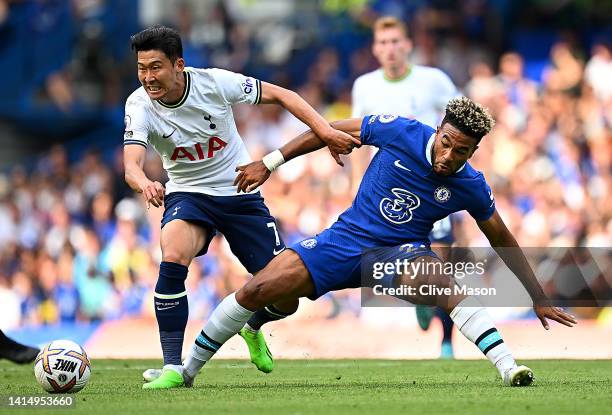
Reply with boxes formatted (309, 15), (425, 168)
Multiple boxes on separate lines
(259, 82), (361, 157)
(124, 145), (165, 208)
(234, 118), (362, 193)
(477, 210), (578, 330)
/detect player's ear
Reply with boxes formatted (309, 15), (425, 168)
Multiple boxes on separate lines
(174, 57), (185, 72)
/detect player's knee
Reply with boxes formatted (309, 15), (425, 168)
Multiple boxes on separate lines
(161, 251), (192, 267)
(273, 298), (299, 314)
(397, 268), (454, 307)
(430, 271), (453, 288)
(396, 273), (433, 306)
(414, 275), (440, 306)
(427, 272), (457, 308)
(236, 279), (274, 310)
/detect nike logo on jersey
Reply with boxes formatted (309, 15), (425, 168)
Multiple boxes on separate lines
(394, 160), (411, 172)
(162, 128), (176, 138)
(156, 305), (178, 311)
(273, 247), (286, 255)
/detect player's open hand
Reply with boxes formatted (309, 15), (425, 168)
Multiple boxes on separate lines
(534, 305), (577, 330)
(321, 128), (361, 156)
(139, 180), (165, 208)
(234, 161), (271, 193)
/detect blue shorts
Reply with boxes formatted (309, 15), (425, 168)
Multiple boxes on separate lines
(161, 192), (285, 274)
(291, 227), (437, 300)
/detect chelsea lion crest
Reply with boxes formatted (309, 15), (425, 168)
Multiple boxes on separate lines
(300, 238), (317, 249)
(377, 114), (398, 123)
(434, 186), (451, 203)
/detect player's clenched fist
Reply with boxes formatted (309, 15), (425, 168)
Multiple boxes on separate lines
(234, 161), (271, 193)
(139, 180), (165, 208)
(320, 127), (361, 155)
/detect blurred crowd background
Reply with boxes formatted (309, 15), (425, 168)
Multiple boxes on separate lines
(0, 0), (610, 330)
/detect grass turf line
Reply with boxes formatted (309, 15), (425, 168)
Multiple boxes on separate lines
(1, 359), (610, 415)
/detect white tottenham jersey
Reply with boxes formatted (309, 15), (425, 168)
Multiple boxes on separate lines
(351, 65), (458, 128)
(123, 67), (262, 196)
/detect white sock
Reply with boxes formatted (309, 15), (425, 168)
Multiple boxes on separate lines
(450, 297), (516, 376)
(184, 293), (254, 376)
(163, 364), (183, 375)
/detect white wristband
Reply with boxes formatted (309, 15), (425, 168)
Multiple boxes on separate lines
(262, 149), (285, 171)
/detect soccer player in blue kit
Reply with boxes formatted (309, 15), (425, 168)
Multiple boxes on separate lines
(179, 97), (577, 388)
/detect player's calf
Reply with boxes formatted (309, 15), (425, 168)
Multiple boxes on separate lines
(237, 250), (314, 310)
(154, 261), (189, 370)
(245, 299), (299, 331)
(142, 261), (190, 389)
(393, 257), (464, 310)
(183, 292), (254, 382)
(183, 250), (313, 383)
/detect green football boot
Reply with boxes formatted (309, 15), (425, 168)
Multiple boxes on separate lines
(239, 328), (274, 373)
(142, 366), (184, 389)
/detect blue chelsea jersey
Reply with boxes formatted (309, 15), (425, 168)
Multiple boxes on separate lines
(333, 115), (495, 248)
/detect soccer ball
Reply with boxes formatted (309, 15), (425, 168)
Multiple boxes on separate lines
(34, 340), (91, 393)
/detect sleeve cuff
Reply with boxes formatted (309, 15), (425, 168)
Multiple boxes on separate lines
(123, 140), (147, 149)
(254, 79), (262, 105)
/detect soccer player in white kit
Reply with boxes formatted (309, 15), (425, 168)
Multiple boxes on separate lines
(350, 16), (460, 359)
(122, 25), (359, 389)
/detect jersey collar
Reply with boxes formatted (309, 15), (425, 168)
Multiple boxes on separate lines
(382, 65), (412, 83)
(426, 133), (434, 166)
(158, 71), (191, 109)
(426, 133), (467, 174)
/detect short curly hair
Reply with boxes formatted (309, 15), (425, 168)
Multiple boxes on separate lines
(441, 96), (495, 142)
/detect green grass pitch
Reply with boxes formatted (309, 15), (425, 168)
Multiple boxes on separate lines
(1, 359), (610, 414)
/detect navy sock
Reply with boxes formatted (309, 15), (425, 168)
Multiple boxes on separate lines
(246, 305), (294, 330)
(155, 261), (189, 366)
(436, 307), (454, 343)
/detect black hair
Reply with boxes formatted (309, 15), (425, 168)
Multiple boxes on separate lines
(441, 96), (495, 142)
(130, 25), (183, 62)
